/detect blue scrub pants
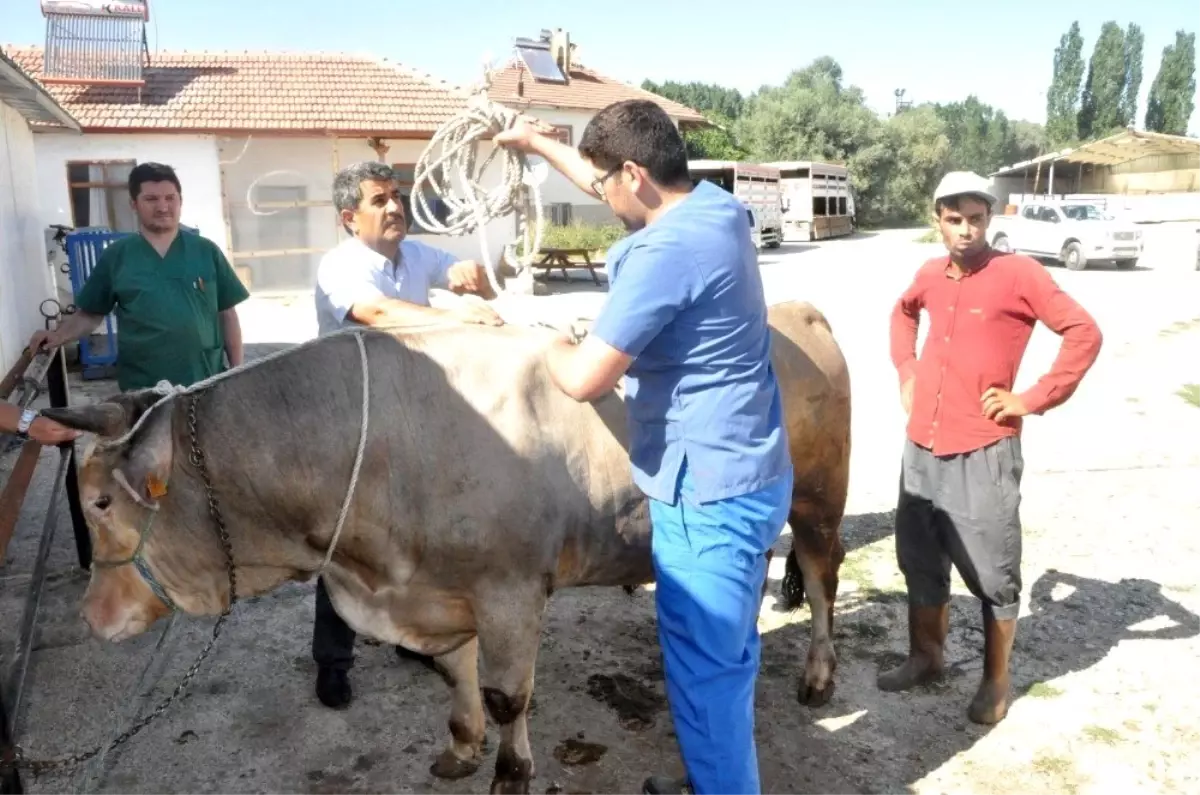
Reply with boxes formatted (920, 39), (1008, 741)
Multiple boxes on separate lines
(650, 460), (793, 795)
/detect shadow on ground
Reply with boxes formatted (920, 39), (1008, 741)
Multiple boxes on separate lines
(750, 565), (1200, 792)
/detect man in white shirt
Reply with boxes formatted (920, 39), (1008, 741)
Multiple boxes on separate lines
(315, 160), (504, 336)
(310, 160), (504, 709)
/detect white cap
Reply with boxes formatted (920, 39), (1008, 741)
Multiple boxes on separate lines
(933, 171), (997, 207)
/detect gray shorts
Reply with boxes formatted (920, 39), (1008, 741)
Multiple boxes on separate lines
(894, 436), (1024, 620)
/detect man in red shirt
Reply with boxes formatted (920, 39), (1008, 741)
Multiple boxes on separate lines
(882, 172), (1103, 724)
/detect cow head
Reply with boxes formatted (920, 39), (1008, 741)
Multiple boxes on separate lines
(42, 390), (180, 642)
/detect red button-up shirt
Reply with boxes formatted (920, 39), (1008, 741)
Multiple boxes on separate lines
(889, 251), (1103, 456)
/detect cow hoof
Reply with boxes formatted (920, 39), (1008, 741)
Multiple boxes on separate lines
(430, 750), (481, 780)
(799, 643), (837, 707)
(489, 778), (531, 795)
(798, 678), (835, 707)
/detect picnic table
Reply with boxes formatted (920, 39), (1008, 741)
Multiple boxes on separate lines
(533, 247), (603, 286)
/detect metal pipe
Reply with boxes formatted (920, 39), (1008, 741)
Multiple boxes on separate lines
(2, 447), (70, 739)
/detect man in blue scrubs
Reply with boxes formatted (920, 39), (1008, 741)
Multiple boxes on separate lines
(496, 100), (792, 795)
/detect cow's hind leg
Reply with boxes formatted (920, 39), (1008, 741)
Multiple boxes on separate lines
(785, 511), (845, 707)
(430, 638), (487, 780)
(477, 584), (547, 795)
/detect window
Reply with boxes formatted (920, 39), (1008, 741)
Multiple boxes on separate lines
(546, 125), (572, 145)
(391, 163), (450, 234)
(67, 160), (138, 231)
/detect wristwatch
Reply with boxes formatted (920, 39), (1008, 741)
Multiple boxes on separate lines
(16, 409), (38, 439)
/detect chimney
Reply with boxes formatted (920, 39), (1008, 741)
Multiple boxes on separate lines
(549, 28), (571, 81)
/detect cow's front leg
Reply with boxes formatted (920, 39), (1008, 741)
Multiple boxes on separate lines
(477, 586), (546, 795)
(429, 638), (486, 780)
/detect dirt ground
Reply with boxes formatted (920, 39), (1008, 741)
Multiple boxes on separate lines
(3, 226), (1200, 794)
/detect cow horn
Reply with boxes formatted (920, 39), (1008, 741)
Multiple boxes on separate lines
(41, 389), (165, 438)
(40, 403), (130, 437)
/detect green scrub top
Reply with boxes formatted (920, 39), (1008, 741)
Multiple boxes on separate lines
(74, 230), (250, 392)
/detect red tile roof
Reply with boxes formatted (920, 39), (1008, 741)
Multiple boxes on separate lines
(486, 59), (707, 126)
(3, 46), (470, 135)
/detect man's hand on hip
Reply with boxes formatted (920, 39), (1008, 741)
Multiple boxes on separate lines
(981, 387), (1028, 423)
(901, 378), (915, 416)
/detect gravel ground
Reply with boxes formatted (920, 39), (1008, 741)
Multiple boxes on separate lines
(3, 225), (1199, 794)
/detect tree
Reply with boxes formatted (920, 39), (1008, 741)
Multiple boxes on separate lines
(734, 57), (879, 164)
(1079, 21), (1129, 139)
(1046, 21), (1086, 145)
(935, 97), (1037, 175)
(641, 79), (749, 159)
(1122, 24), (1144, 126)
(1145, 30), (1197, 135)
(641, 79), (745, 119)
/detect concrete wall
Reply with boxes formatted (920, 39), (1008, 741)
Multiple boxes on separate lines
(30, 131), (514, 297)
(220, 134), (513, 294)
(522, 108), (617, 226)
(33, 131), (227, 244)
(0, 103), (59, 375)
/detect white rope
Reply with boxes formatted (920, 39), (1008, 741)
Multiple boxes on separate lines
(97, 327), (373, 575)
(409, 86), (544, 296)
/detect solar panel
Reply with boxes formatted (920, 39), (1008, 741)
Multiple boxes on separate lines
(516, 44), (566, 84)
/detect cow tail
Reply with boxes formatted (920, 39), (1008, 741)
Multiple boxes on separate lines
(781, 546), (806, 610)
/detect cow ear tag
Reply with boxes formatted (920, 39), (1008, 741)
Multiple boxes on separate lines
(146, 474), (169, 500)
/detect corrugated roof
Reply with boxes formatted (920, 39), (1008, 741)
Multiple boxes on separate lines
(990, 128), (1200, 176)
(486, 58), (707, 127)
(3, 45), (471, 135)
(0, 46), (79, 130)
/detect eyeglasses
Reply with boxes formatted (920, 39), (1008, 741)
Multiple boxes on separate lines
(590, 165), (623, 199)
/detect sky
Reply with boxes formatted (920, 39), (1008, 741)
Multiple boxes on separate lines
(3, 0), (1197, 134)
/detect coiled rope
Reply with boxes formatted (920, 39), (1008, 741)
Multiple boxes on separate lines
(409, 84), (544, 296)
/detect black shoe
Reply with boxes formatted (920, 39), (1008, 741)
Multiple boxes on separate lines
(315, 666), (352, 709)
(642, 775), (691, 794)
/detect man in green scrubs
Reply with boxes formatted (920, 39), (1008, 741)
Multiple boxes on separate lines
(30, 162), (249, 391)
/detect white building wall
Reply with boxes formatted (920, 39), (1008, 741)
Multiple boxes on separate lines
(33, 131), (226, 243)
(518, 108), (615, 226)
(0, 103), (59, 375)
(30, 131), (514, 298)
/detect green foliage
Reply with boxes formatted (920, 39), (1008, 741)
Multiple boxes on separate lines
(1079, 21), (1131, 139)
(641, 81), (749, 159)
(1122, 24), (1144, 126)
(641, 79), (745, 119)
(934, 96), (1040, 175)
(536, 221), (627, 253)
(1146, 30), (1197, 135)
(1046, 22), (1086, 145)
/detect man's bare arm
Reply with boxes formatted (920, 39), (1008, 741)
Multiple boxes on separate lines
(348, 297), (451, 329)
(220, 308), (244, 367)
(28, 310), (105, 353)
(495, 118), (602, 200)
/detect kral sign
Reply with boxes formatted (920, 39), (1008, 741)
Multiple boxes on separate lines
(40, 0), (149, 18)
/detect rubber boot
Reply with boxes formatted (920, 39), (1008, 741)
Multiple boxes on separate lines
(877, 603), (949, 691)
(968, 606), (1016, 724)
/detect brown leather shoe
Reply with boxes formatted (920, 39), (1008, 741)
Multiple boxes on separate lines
(968, 608), (1016, 724)
(877, 603), (950, 691)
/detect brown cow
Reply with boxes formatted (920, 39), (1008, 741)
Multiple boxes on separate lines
(44, 298), (850, 793)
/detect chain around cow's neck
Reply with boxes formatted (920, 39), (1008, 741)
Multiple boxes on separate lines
(3, 332), (371, 777)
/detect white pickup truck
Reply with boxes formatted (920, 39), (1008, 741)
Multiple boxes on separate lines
(989, 200), (1143, 270)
